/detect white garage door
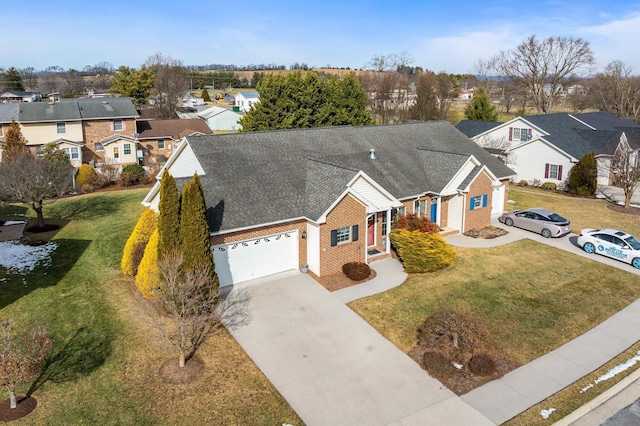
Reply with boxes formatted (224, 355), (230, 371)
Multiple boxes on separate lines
(212, 230), (299, 286)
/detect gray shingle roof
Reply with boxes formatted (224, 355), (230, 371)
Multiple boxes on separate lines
(454, 120), (501, 138)
(0, 104), (19, 123)
(18, 101), (82, 122)
(184, 122), (515, 231)
(76, 98), (138, 119)
(573, 111), (640, 131)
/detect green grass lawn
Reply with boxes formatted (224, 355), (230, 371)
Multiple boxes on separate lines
(349, 188), (640, 423)
(0, 189), (301, 425)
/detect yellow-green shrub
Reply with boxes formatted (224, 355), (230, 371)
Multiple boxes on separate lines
(389, 229), (456, 273)
(121, 209), (158, 276)
(76, 163), (97, 187)
(135, 229), (160, 299)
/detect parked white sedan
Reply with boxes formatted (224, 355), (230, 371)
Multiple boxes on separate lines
(577, 228), (640, 269)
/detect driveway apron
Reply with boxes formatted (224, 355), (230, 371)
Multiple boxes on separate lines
(222, 270), (494, 426)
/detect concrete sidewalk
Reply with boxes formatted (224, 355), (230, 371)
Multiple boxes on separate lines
(222, 271), (494, 426)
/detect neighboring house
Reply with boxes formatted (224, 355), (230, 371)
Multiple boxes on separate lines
(98, 135), (138, 166)
(136, 118), (213, 163)
(143, 122), (514, 287)
(234, 91), (259, 112)
(44, 139), (84, 168)
(197, 106), (243, 132)
(0, 91), (42, 103)
(456, 112), (640, 187)
(0, 98), (139, 167)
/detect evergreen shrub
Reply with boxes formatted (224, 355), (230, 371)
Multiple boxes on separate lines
(122, 209), (158, 276)
(389, 229), (456, 273)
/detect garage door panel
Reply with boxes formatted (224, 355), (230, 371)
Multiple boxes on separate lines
(212, 231), (298, 286)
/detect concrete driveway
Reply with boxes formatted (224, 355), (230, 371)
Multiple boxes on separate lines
(221, 271), (493, 426)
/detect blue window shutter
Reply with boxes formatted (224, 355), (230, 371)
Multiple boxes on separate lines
(482, 194), (488, 208)
(470, 198), (475, 211)
(331, 230), (337, 246)
(352, 225), (359, 242)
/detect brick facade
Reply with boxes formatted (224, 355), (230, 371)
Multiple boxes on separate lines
(463, 170), (494, 232)
(138, 139), (173, 164)
(319, 194), (367, 276)
(82, 118), (136, 164)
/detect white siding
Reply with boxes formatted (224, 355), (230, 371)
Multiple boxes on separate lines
(511, 140), (574, 185)
(445, 160), (477, 193)
(306, 222), (320, 275)
(597, 157), (611, 186)
(448, 194), (463, 232)
(168, 144), (205, 178)
(474, 118), (545, 150)
(350, 176), (395, 211)
(204, 111), (242, 131)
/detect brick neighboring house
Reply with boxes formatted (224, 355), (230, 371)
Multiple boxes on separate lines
(0, 98), (139, 167)
(143, 122), (514, 287)
(136, 118), (213, 164)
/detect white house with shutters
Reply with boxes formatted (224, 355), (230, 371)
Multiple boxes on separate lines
(234, 91), (259, 112)
(456, 112), (640, 188)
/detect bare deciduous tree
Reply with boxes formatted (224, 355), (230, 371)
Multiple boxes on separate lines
(492, 35), (595, 113)
(611, 140), (640, 208)
(0, 320), (52, 409)
(142, 252), (223, 368)
(0, 144), (74, 228)
(145, 53), (188, 119)
(589, 60), (640, 122)
(475, 135), (517, 167)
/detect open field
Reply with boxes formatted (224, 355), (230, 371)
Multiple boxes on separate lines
(0, 189), (301, 425)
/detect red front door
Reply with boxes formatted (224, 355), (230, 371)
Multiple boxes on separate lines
(367, 215), (375, 247)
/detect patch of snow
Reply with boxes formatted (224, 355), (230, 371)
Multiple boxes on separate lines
(580, 351), (640, 393)
(13, 213), (25, 216)
(540, 408), (556, 419)
(2, 220), (26, 226)
(595, 193), (606, 199)
(0, 241), (58, 274)
(580, 383), (594, 393)
(453, 362), (463, 369)
(507, 200), (517, 204)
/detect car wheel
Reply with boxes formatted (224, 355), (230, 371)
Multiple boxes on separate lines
(583, 242), (595, 254)
(541, 229), (552, 238)
(504, 217), (514, 226)
(633, 258), (640, 269)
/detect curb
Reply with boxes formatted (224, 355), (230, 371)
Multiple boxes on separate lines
(553, 367), (640, 425)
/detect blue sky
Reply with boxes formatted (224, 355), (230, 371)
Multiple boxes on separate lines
(3, 0), (640, 74)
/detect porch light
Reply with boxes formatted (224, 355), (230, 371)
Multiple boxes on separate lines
(301, 231), (307, 239)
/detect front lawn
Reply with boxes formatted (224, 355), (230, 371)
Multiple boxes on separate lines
(0, 189), (301, 425)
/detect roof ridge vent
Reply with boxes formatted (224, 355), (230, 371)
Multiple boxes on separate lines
(369, 148), (376, 160)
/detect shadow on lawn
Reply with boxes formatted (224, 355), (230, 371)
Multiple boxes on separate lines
(27, 326), (112, 396)
(0, 239), (91, 309)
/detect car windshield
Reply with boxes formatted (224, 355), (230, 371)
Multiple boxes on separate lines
(624, 235), (640, 250)
(548, 213), (568, 223)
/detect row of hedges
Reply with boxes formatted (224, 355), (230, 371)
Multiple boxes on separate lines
(76, 163), (155, 193)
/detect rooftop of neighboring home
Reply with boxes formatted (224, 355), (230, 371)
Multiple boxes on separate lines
(136, 118), (213, 139)
(197, 105), (242, 120)
(456, 111), (640, 159)
(236, 91), (259, 99)
(170, 122), (514, 232)
(1, 98), (138, 123)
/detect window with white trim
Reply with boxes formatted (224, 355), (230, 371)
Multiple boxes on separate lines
(158, 139), (165, 149)
(549, 164), (559, 179)
(63, 147), (79, 160)
(113, 146), (120, 159)
(113, 119), (123, 131)
(382, 213), (388, 236)
(471, 196), (482, 209)
(56, 122), (66, 134)
(336, 226), (350, 244)
(414, 199), (427, 216)
(95, 143), (104, 152)
(123, 143), (131, 155)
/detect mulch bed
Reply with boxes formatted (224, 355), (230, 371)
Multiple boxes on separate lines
(607, 204), (640, 215)
(158, 355), (205, 384)
(463, 226), (508, 239)
(408, 311), (519, 395)
(311, 270), (377, 292)
(0, 397), (37, 422)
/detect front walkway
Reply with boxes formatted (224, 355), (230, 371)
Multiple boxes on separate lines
(222, 271), (493, 426)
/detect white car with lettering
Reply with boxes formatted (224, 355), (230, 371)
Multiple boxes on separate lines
(577, 228), (640, 269)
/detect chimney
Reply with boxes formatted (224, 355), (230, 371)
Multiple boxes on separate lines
(370, 148), (376, 160)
